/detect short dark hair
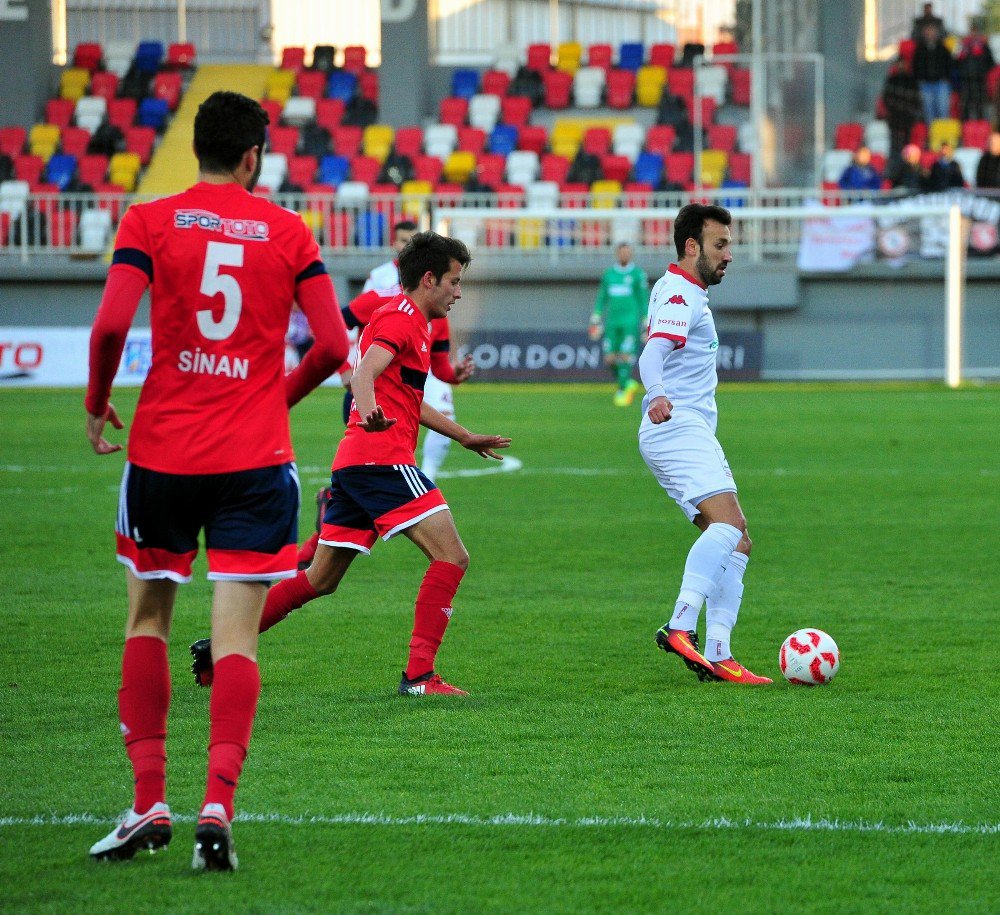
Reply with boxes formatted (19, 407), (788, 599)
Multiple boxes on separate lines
(673, 203), (732, 259)
(393, 219), (419, 236)
(193, 91), (269, 174)
(398, 232), (472, 291)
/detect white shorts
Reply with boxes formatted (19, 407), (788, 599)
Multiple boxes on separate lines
(638, 409), (737, 522)
(424, 373), (454, 417)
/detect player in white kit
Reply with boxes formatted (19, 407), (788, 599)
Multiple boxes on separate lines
(637, 204), (771, 684)
(362, 220), (470, 481)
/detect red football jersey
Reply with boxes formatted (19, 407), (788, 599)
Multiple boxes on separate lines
(113, 182), (326, 474)
(333, 295), (430, 469)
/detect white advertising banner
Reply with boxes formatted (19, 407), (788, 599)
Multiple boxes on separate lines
(0, 327), (152, 387)
(797, 215), (876, 272)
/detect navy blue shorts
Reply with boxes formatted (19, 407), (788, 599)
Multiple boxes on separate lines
(319, 464), (448, 553)
(115, 461), (301, 582)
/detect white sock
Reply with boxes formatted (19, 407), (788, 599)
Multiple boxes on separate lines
(704, 551), (749, 661)
(667, 523), (743, 632)
(421, 429), (452, 482)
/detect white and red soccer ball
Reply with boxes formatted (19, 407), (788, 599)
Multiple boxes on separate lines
(779, 629), (840, 685)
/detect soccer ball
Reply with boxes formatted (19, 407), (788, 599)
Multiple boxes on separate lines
(779, 629), (840, 685)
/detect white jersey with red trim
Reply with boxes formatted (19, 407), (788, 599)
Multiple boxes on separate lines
(640, 263), (719, 429)
(362, 259), (403, 295)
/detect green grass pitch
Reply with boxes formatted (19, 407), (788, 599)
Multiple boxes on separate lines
(1, 383), (998, 913)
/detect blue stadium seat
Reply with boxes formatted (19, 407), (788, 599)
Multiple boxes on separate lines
(46, 154), (78, 190)
(619, 42), (645, 71)
(136, 97), (169, 130)
(135, 40), (165, 74)
(488, 124), (518, 156)
(632, 151), (663, 186)
(719, 179), (748, 208)
(327, 71), (358, 102)
(355, 210), (386, 247)
(318, 154), (350, 186)
(451, 69), (480, 99)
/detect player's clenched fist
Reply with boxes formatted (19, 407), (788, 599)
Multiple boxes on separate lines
(647, 395), (673, 424)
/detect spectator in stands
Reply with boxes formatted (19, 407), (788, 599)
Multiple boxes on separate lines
(957, 20), (995, 120)
(975, 131), (1000, 189)
(886, 143), (927, 192)
(911, 3), (946, 40)
(881, 60), (924, 158)
(926, 142), (965, 190)
(838, 145), (882, 192)
(912, 22), (953, 124)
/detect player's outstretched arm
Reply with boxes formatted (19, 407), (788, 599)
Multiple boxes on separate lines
(419, 401), (511, 461)
(352, 344), (397, 432)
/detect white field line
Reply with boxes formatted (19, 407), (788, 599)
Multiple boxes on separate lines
(1, 812), (997, 835)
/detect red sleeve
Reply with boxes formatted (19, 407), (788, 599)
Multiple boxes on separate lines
(429, 318), (457, 383)
(368, 308), (413, 357)
(85, 266), (149, 415)
(345, 290), (392, 329)
(285, 274), (350, 408)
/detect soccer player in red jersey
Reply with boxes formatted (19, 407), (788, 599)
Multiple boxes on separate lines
(85, 91), (349, 870)
(195, 232), (509, 696)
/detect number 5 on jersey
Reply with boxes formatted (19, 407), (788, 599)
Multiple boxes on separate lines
(198, 241), (244, 340)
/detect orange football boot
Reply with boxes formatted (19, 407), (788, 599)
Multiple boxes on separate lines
(655, 627), (720, 680)
(710, 657), (773, 684)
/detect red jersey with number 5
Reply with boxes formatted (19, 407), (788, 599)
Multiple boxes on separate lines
(333, 295), (431, 469)
(112, 182), (327, 474)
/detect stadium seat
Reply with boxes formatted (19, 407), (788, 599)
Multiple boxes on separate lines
(612, 123), (644, 162)
(573, 66), (606, 108)
(84, 69), (117, 103)
(124, 126), (155, 165)
(443, 150), (476, 184)
(475, 153), (505, 188)
(283, 96), (316, 127)
(863, 120), (890, 158)
(488, 123), (518, 156)
(550, 122), (582, 160)
(79, 207), (112, 252)
(696, 65), (729, 105)
(728, 152), (751, 184)
(350, 155), (381, 185)
(0, 179), (30, 220)
(358, 71), (379, 104)
(400, 179), (432, 217)
(600, 155), (630, 183)
(280, 47), (306, 72)
(14, 154), (44, 184)
(738, 121), (757, 154)
(501, 95), (533, 126)
(834, 122), (864, 151)
(166, 42), (196, 69)
(259, 152), (288, 190)
(288, 155), (318, 187)
(48, 208), (77, 247)
(451, 69), (480, 99)
(108, 151), (141, 191)
(0, 127), (26, 158)
(668, 67), (694, 96)
(60, 127), (90, 159)
(822, 149), (852, 183)
(434, 183), (465, 206)
(729, 68), (751, 105)
(699, 150), (728, 187)
(60, 67), (90, 101)
(106, 98), (136, 131)
(363, 124), (394, 163)
(134, 41), (165, 74)
(29, 125), (61, 161)
(619, 42), (645, 71)
(481, 70), (511, 96)
(712, 39), (740, 58)
(393, 126), (423, 159)
(73, 43), (104, 71)
(468, 94), (501, 131)
(316, 98), (346, 131)
(333, 125), (363, 158)
(526, 180), (559, 209)
(526, 43), (552, 73)
(636, 65), (668, 107)
(645, 125), (676, 156)
(587, 44), (613, 72)
(506, 150), (540, 186)
(954, 147), (981, 185)
(707, 124), (737, 153)
(268, 125), (299, 158)
(665, 151), (694, 186)
(296, 70), (326, 100)
(266, 69), (296, 104)
(556, 42), (583, 74)
(606, 70), (635, 108)
(591, 179), (621, 209)
(542, 70), (573, 109)
(424, 123), (458, 159)
(45, 99), (76, 129)
(517, 125), (547, 155)
(153, 71), (183, 110)
(649, 43), (676, 67)
(962, 120), (992, 149)
(45, 154), (77, 190)
(439, 97), (469, 127)
(327, 71), (358, 102)
(336, 180), (369, 204)
(77, 154), (108, 186)
(342, 45), (368, 74)
(929, 118), (961, 151)
(582, 128), (612, 156)
(74, 96), (108, 134)
(457, 127), (486, 154)
(137, 98), (169, 131)
(632, 151), (663, 186)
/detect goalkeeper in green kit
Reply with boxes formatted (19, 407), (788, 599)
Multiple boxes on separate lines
(588, 242), (649, 406)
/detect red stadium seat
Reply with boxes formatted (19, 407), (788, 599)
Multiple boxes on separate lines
(712, 40), (739, 57)
(834, 122), (864, 151)
(600, 154), (631, 183)
(394, 126), (423, 158)
(89, 71), (119, 102)
(910, 121), (928, 147)
(870, 152), (886, 175)
(343, 46), (367, 74)
(665, 152), (694, 185)
(623, 182), (653, 206)
(0, 126), (26, 157)
(919, 149), (937, 170)
(288, 155), (318, 186)
(582, 128), (612, 156)
(359, 71), (379, 103)
(988, 66), (1000, 103)
(49, 209), (77, 247)
(14, 154), (44, 185)
(78, 153), (109, 186)
(315, 98), (345, 130)
(962, 120), (992, 149)
(434, 183), (464, 205)
(649, 44), (675, 67)
(457, 126), (486, 153)
(350, 155), (381, 185)
(153, 71), (183, 110)
(45, 99), (75, 129)
(727, 152), (751, 184)
(166, 42), (196, 69)
(296, 70), (326, 100)
(476, 153), (505, 188)
(729, 67), (751, 105)
(73, 43), (103, 71)
(268, 125), (300, 158)
(588, 44), (613, 72)
(707, 124), (737, 152)
(606, 70), (635, 108)
(258, 98), (282, 126)
(107, 98), (137, 129)
(540, 153), (570, 183)
(517, 125), (547, 154)
(481, 70), (511, 96)
(501, 96), (532, 126)
(334, 127), (363, 158)
(124, 127), (155, 165)
(645, 125), (676, 155)
(413, 155), (443, 184)
(280, 47), (306, 72)
(526, 43), (551, 73)
(439, 97), (468, 127)
(559, 182), (589, 207)
(898, 39), (916, 63)
(543, 70), (573, 109)
(60, 126), (91, 158)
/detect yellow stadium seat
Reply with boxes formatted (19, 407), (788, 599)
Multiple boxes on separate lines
(400, 179), (432, 218)
(443, 150), (476, 184)
(551, 121), (584, 160)
(929, 118), (961, 151)
(590, 179), (622, 208)
(265, 69), (296, 103)
(60, 67), (90, 100)
(516, 217), (544, 249)
(29, 124), (61, 160)
(943, 34), (958, 53)
(299, 209), (323, 239)
(699, 150), (728, 187)
(363, 124), (394, 163)
(636, 65), (668, 107)
(557, 42), (583, 74)
(109, 151), (142, 189)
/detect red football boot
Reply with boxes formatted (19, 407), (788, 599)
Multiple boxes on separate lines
(398, 671), (470, 696)
(655, 627), (720, 681)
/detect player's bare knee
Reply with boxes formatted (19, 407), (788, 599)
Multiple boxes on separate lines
(449, 548), (470, 572)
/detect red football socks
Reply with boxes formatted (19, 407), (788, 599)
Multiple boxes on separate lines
(203, 654), (261, 821)
(296, 532), (319, 568)
(118, 635), (170, 815)
(405, 561), (465, 680)
(258, 569), (318, 633)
